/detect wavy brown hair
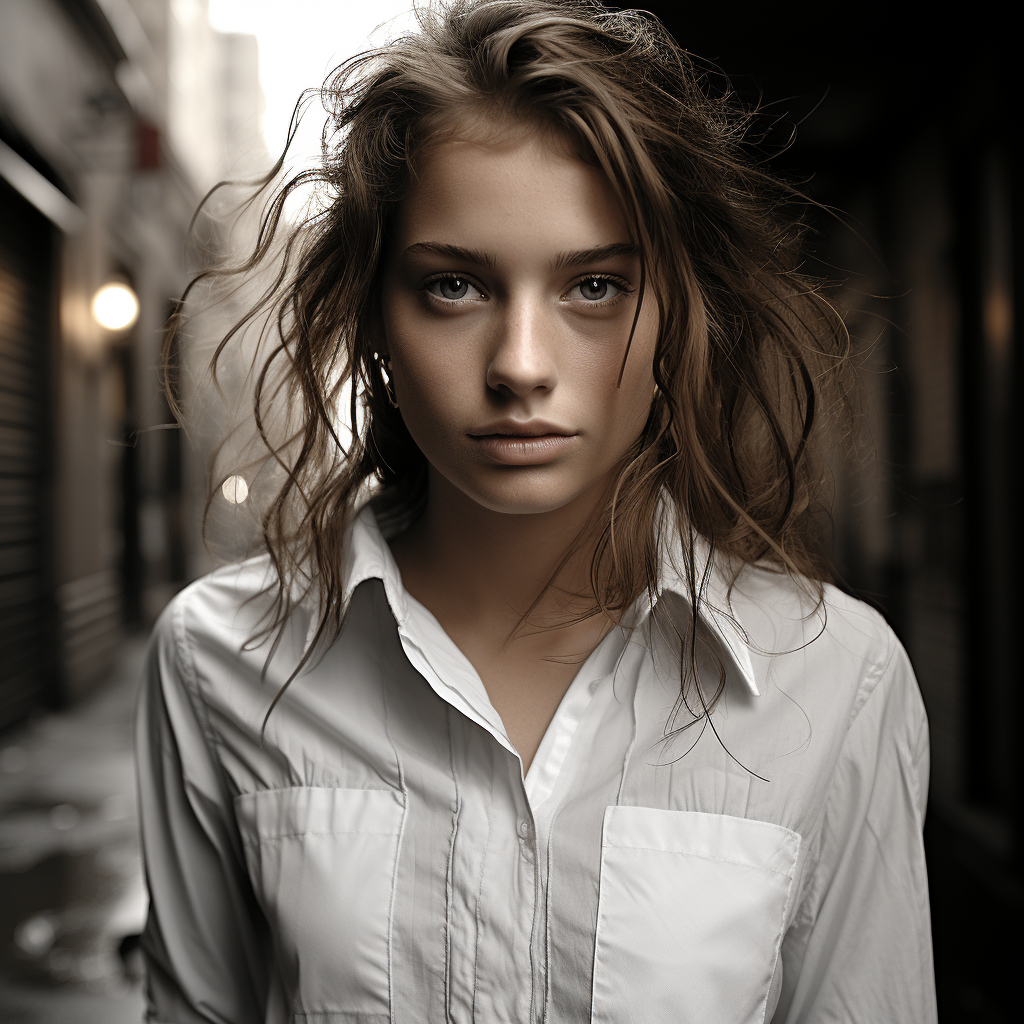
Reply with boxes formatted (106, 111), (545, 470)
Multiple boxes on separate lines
(174, 0), (852, 731)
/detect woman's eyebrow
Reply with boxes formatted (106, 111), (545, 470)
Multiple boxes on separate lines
(552, 242), (638, 270)
(401, 241), (639, 272)
(402, 241), (496, 268)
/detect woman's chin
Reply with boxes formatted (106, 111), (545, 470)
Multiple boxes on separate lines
(439, 468), (605, 519)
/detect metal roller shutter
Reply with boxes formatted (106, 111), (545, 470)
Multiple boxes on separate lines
(0, 176), (58, 730)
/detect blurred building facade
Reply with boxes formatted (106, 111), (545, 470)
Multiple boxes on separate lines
(0, 0), (267, 728)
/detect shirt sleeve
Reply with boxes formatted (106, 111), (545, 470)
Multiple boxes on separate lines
(136, 597), (276, 1024)
(773, 638), (938, 1023)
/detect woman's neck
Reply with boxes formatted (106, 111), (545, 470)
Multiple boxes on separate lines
(388, 469), (612, 649)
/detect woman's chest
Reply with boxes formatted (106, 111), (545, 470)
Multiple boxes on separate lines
(233, 700), (805, 1024)
(223, 584), (829, 1023)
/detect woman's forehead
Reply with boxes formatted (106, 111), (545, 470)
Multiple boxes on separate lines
(393, 132), (632, 256)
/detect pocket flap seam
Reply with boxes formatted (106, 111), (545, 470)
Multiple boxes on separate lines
(601, 844), (797, 880)
(251, 825), (403, 842)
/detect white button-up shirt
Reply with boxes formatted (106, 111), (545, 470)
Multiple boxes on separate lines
(137, 502), (937, 1023)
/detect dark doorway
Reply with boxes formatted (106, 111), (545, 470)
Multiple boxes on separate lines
(0, 177), (59, 730)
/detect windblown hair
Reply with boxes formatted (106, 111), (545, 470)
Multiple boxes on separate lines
(174, 0), (852, 729)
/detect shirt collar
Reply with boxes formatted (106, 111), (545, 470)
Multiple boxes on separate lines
(306, 499), (760, 698)
(653, 525), (760, 697)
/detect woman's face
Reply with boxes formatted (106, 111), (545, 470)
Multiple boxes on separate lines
(380, 130), (659, 517)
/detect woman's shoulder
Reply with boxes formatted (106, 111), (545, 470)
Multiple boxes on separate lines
(731, 561), (895, 652)
(144, 556), (330, 748)
(151, 554), (316, 672)
(728, 564), (916, 721)
(159, 553), (276, 626)
(718, 567), (928, 834)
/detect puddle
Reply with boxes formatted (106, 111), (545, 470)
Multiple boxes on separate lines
(0, 844), (146, 988)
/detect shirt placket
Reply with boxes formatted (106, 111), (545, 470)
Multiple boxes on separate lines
(519, 783), (546, 1024)
(395, 626), (543, 1023)
(440, 710), (540, 1023)
(393, 603), (634, 1024)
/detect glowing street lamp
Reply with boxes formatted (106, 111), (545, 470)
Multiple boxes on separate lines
(91, 282), (140, 331)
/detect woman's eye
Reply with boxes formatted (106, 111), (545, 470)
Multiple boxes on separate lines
(568, 277), (624, 303)
(425, 276), (482, 301)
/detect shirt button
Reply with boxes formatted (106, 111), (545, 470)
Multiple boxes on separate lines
(517, 819), (531, 838)
(589, 679), (600, 694)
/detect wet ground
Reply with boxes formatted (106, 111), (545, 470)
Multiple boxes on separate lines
(0, 638), (147, 1022)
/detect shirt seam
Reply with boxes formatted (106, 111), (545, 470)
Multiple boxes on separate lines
(590, 808), (612, 1023)
(377, 590), (407, 1024)
(528, 809), (543, 1024)
(171, 591), (242, 825)
(846, 623), (899, 726)
(791, 628), (911, 940)
(234, 784), (397, 797)
(444, 705), (461, 1024)
(613, 634), (642, 809)
(241, 828), (403, 842)
(600, 844), (798, 879)
(470, 771), (494, 1021)
(758, 832), (802, 1024)
(543, 807), (557, 1024)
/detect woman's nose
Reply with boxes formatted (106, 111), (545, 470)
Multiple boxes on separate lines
(484, 299), (558, 397)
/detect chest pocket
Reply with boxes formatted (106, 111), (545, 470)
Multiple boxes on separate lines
(591, 806), (800, 1024)
(235, 786), (405, 1023)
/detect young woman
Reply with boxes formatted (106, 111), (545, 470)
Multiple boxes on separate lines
(137, 2), (937, 1021)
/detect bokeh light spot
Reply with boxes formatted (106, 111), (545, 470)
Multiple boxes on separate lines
(221, 475), (249, 504)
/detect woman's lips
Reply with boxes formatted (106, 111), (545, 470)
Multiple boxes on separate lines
(469, 433), (577, 465)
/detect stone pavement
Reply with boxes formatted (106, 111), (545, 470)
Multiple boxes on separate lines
(0, 636), (148, 1022)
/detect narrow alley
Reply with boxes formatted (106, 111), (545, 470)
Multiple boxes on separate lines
(0, 639), (147, 1023)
